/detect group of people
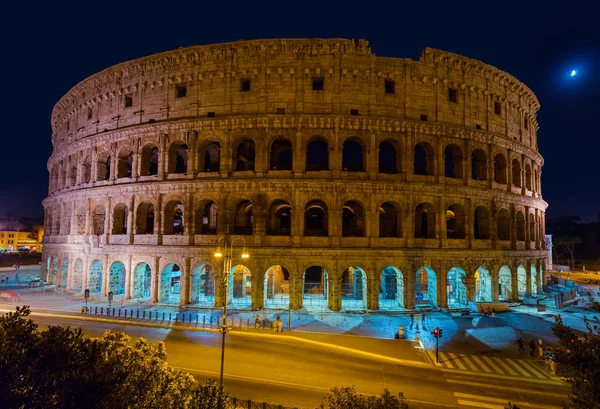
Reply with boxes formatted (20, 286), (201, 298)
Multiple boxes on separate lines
(254, 315), (284, 333)
(517, 337), (557, 374)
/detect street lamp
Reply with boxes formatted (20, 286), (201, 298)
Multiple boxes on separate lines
(213, 236), (249, 389)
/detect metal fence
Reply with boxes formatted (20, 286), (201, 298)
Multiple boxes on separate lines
(227, 397), (296, 409)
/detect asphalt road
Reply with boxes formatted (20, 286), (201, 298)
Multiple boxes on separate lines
(27, 315), (571, 409)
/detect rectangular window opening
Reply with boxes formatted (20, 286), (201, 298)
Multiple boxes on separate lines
(312, 76), (324, 91)
(87, 107), (92, 120)
(524, 117), (529, 130)
(276, 108), (285, 115)
(240, 78), (251, 92)
(494, 101), (502, 115)
(350, 109), (359, 116)
(420, 114), (428, 121)
(448, 88), (458, 103)
(124, 94), (133, 108)
(176, 85), (187, 98)
(475, 124), (482, 130)
(385, 79), (395, 94)
(207, 112), (215, 118)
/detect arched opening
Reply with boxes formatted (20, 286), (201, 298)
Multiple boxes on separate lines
(270, 139), (293, 170)
(475, 266), (492, 302)
(195, 201), (217, 235)
(471, 149), (487, 180)
(499, 266), (512, 301)
(494, 153), (507, 184)
(135, 202), (155, 234)
(111, 204), (128, 234)
(302, 266), (328, 311)
(447, 267), (467, 309)
(230, 265), (252, 308)
(517, 265), (527, 297)
(46, 257), (55, 284)
(168, 142), (188, 174)
(525, 164), (532, 191)
(96, 152), (110, 181)
(89, 259), (103, 294)
(163, 201), (184, 235)
(198, 141), (221, 172)
(378, 140), (400, 174)
(306, 138), (329, 171)
(70, 259), (81, 290)
(444, 144), (463, 178)
(60, 259), (69, 289)
(534, 169), (538, 192)
(264, 265), (290, 308)
(140, 145), (159, 176)
(414, 142), (434, 176)
(529, 213), (536, 243)
(341, 266), (367, 310)
(267, 201), (291, 236)
(191, 264), (215, 307)
(304, 200), (328, 236)
(233, 200), (253, 235)
(109, 261), (126, 295)
(446, 204), (466, 239)
(159, 263), (181, 304)
(132, 262), (152, 300)
(379, 266), (404, 310)
(82, 156), (92, 183)
(92, 204), (106, 235)
(379, 202), (402, 238)
(415, 203), (436, 239)
(117, 149), (133, 178)
(342, 138), (365, 172)
(516, 211), (526, 241)
(235, 139), (256, 171)
(530, 265), (538, 296)
(342, 201), (364, 237)
(512, 159), (522, 188)
(474, 206), (490, 240)
(68, 156), (77, 186)
(416, 266), (437, 307)
(497, 209), (510, 240)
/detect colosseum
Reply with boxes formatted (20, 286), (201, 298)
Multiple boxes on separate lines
(42, 38), (548, 312)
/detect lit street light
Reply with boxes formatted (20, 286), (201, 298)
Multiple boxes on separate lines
(214, 236), (249, 389)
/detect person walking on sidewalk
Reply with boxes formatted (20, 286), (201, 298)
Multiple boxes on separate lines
(276, 316), (283, 333)
(254, 315), (261, 329)
(517, 337), (524, 355)
(410, 313), (414, 322)
(422, 312), (426, 323)
(529, 340), (536, 357)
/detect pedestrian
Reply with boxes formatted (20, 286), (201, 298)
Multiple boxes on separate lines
(538, 339), (544, 358)
(410, 313), (414, 322)
(517, 337), (524, 355)
(276, 316), (283, 333)
(491, 308), (496, 318)
(529, 340), (536, 357)
(254, 315), (261, 329)
(422, 312), (426, 323)
(415, 313), (420, 323)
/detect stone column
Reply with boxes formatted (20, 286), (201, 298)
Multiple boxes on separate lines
(464, 139), (471, 186)
(132, 138), (140, 181)
(103, 197), (111, 244)
(510, 204), (517, 250)
(84, 199), (91, 237)
(110, 145), (118, 181)
(534, 208), (540, 250)
(466, 198), (473, 249)
(125, 255), (133, 300)
(69, 201), (77, 235)
(404, 262), (416, 309)
(76, 154), (83, 186)
(151, 257), (160, 303)
(127, 196), (135, 243)
(367, 277), (380, 310)
(90, 148), (98, 183)
(328, 277), (341, 311)
(437, 263), (448, 308)
(491, 264), (500, 302)
(521, 154), (527, 195)
(525, 260), (532, 296)
(252, 269), (265, 310)
(524, 205), (531, 250)
(187, 131), (197, 177)
(180, 258), (191, 306)
(158, 133), (167, 179)
(156, 194), (163, 245)
(506, 149), (513, 193)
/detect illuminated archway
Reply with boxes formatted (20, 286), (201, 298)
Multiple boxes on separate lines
(264, 265), (290, 308)
(302, 266), (329, 311)
(109, 261), (126, 295)
(447, 267), (467, 309)
(416, 266), (437, 307)
(160, 264), (181, 304)
(191, 264), (215, 307)
(341, 266), (367, 310)
(132, 262), (152, 300)
(89, 259), (103, 294)
(379, 266), (404, 310)
(230, 265), (252, 308)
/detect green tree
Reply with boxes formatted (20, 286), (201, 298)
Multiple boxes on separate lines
(552, 314), (600, 408)
(321, 386), (408, 409)
(0, 306), (228, 409)
(553, 236), (583, 271)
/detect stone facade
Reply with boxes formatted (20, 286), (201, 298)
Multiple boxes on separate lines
(42, 38), (548, 311)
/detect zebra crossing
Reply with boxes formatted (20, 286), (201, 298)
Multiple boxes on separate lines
(453, 392), (561, 409)
(428, 351), (552, 379)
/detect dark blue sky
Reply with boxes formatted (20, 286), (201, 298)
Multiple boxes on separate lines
(1, 1), (598, 221)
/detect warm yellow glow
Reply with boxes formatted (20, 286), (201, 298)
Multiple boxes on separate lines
(241, 248), (250, 259)
(214, 248), (223, 258)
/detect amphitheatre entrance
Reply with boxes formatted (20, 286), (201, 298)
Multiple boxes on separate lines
(303, 266), (328, 312)
(379, 266), (405, 310)
(264, 265), (290, 309)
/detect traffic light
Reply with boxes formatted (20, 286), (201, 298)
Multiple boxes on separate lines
(438, 329), (443, 338)
(432, 328), (439, 338)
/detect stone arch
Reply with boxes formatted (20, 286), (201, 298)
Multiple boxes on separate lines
(264, 265), (291, 308)
(269, 138), (293, 171)
(89, 259), (103, 294)
(517, 265), (527, 297)
(233, 200), (254, 235)
(494, 153), (507, 184)
(68, 155), (78, 186)
(379, 202), (402, 238)
(82, 155), (92, 183)
(471, 148), (487, 181)
(342, 137), (365, 172)
(111, 203), (128, 234)
(234, 139), (256, 171)
(194, 200), (218, 235)
(304, 200), (328, 236)
(140, 143), (159, 176)
(447, 267), (467, 309)
(302, 266), (329, 311)
(306, 137), (329, 171)
(108, 261), (126, 295)
(516, 211), (526, 241)
(159, 263), (181, 304)
(475, 266), (492, 302)
(474, 206), (490, 240)
(59, 258), (68, 288)
(512, 158), (522, 188)
(379, 266), (404, 310)
(132, 262), (152, 300)
(530, 264), (538, 296)
(525, 163), (532, 191)
(71, 258), (82, 290)
(415, 203), (436, 239)
(197, 140), (221, 172)
(499, 266), (512, 301)
(378, 139), (401, 174)
(230, 264), (252, 308)
(446, 203), (466, 239)
(135, 202), (155, 234)
(163, 200), (184, 235)
(497, 208), (510, 240)
(267, 200), (291, 236)
(190, 264), (215, 307)
(414, 141), (435, 176)
(416, 266), (437, 307)
(96, 150), (111, 181)
(168, 141), (188, 174)
(117, 148), (133, 178)
(444, 144), (463, 178)
(341, 266), (367, 310)
(342, 200), (365, 237)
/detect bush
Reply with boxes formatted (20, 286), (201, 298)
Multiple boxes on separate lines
(321, 386), (408, 409)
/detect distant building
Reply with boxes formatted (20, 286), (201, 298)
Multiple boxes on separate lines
(0, 225), (44, 252)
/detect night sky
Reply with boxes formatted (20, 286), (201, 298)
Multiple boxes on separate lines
(1, 2), (598, 221)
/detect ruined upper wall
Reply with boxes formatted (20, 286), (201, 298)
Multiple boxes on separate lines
(51, 38), (540, 150)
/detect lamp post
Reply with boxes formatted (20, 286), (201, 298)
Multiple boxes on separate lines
(214, 236), (249, 389)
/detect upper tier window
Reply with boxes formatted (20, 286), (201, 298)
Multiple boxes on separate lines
(494, 101), (502, 115)
(176, 85), (187, 98)
(124, 95), (133, 108)
(524, 117), (529, 130)
(385, 79), (395, 94)
(312, 77), (324, 91)
(448, 88), (458, 103)
(240, 78), (251, 92)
